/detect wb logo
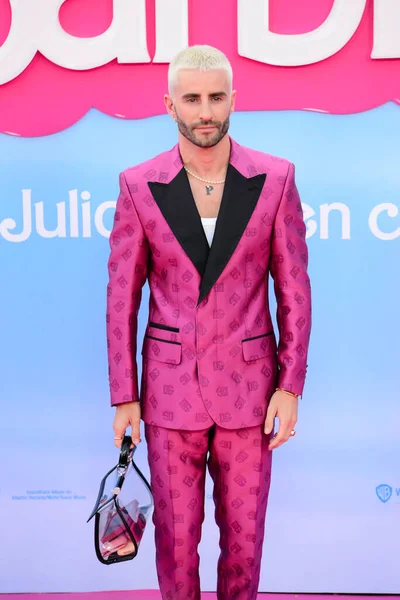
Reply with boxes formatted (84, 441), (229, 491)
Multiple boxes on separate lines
(376, 484), (392, 503)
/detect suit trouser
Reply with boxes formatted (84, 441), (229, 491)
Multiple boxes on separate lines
(144, 422), (273, 600)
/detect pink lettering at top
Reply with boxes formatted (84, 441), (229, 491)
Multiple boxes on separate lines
(0, 0), (399, 137)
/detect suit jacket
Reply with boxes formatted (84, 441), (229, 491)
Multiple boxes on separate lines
(106, 137), (312, 430)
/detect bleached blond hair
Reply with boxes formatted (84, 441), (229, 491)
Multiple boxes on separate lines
(168, 45), (233, 93)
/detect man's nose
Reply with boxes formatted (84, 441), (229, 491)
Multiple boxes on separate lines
(198, 102), (214, 122)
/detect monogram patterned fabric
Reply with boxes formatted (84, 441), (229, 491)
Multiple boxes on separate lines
(106, 137), (312, 429)
(145, 422), (273, 600)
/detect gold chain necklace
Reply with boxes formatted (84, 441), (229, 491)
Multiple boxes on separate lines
(184, 166), (225, 185)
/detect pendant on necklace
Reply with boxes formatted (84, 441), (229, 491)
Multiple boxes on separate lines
(205, 185), (214, 196)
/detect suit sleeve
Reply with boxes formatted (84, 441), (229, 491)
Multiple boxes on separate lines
(106, 172), (149, 406)
(270, 162), (312, 397)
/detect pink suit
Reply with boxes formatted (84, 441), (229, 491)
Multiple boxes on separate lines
(106, 137), (312, 599)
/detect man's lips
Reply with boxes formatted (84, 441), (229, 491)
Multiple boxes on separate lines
(195, 126), (217, 131)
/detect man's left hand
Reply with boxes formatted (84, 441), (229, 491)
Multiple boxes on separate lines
(264, 390), (298, 450)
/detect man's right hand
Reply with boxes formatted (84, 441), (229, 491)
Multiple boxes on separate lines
(113, 401), (141, 448)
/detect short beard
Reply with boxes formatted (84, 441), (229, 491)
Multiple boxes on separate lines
(175, 112), (230, 148)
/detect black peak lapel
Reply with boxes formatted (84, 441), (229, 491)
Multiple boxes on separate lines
(197, 165), (266, 306)
(148, 168), (210, 278)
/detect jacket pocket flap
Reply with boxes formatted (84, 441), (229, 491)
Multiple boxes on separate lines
(141, 334), (182, 365)
(147, 324), (180, 343)
(242, 332), (275, 362)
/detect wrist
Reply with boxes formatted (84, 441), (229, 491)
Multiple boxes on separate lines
(275, 387), (299, 399)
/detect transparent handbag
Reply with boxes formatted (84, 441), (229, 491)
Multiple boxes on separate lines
(87, 435), (153, 564)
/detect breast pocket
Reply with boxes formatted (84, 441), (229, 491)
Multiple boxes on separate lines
(141, 334), (182, 365)
(241, 331), (276, 362)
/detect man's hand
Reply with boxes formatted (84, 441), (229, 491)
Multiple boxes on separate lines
(264, 390), (298, 450)
(113, 401), (141, 448)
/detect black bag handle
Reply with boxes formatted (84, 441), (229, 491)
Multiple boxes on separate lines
(87, 435), (152, 523)
(119, 435), (153, 497)
(118, 435), (135, 470)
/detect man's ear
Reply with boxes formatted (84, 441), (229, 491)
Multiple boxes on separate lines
(164, 94), (176, 121)
(230, 89), (237, 114)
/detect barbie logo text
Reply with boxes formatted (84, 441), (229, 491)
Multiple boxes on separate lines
(1, 0), (400, 84)
(1, 0), (400, 137)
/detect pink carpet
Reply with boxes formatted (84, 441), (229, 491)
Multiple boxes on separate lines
(1, 594), (398, 599)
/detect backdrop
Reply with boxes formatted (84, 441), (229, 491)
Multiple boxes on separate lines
(1, 0), (399, 595)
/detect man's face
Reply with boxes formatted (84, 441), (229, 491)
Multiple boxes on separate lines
(167, 69), (236, 149)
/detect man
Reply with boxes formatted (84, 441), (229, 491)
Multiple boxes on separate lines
(107, 45), (311, 600)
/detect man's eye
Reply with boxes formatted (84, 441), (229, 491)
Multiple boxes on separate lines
(212, 97), (222, 102)
(187, 98), (197, 103)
